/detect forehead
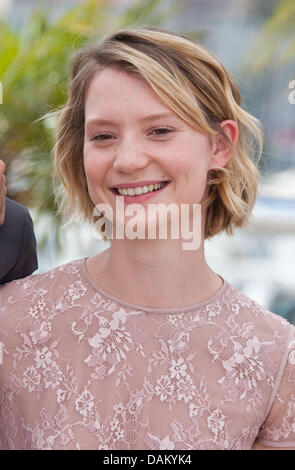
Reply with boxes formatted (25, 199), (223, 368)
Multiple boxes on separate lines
(84, 67), (174, 119)
(86, 66), (151, 95)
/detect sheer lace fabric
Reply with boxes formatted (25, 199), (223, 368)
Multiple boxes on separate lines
(0, 258), (294, 450)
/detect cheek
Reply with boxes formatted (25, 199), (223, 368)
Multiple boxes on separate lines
(83, 150), (105, 202)
(83, 149), (103, 184)
(171, 137), (211, 168)
(171, 142), (211, 201)
(170, 144), (211, 182)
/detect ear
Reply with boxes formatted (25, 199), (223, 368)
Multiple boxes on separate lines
(209, 120), (239, 170)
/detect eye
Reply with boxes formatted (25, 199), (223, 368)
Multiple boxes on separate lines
(90, 133), (115, 142)
(150, 127), (174, 136)
(89, 127), (174, 142)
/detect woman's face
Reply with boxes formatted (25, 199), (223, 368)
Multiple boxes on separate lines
(83, 67), (228, 233)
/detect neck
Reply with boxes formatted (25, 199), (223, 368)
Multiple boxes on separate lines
(86, 236), (222, 309)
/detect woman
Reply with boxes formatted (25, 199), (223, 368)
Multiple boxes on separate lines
(0, 27), (295, 450)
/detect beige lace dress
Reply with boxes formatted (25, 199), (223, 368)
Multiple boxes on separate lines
(0, 258), (295, 450)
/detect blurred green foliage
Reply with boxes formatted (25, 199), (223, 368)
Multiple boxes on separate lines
(244, 0), (295, 74)
(0, 0), (189, 248)
(247, 0), (279, 19)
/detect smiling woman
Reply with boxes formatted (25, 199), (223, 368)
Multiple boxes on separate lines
(0, 27), (295, 451)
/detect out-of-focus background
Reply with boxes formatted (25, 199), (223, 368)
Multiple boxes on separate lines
(0, 0), (294, 323)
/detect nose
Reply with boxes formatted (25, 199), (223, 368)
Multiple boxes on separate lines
(112, 137), (150, 174)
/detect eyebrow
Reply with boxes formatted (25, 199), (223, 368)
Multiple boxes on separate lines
(85, 111), (176, 128)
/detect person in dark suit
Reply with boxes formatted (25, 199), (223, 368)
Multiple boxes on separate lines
(0, 160), (38, 284)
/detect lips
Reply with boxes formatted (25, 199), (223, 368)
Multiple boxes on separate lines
(111, 180), (170, 190)
(110, 181), (170, 203)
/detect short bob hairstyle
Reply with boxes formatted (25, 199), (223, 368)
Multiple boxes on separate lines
(53, 26), (263, 239)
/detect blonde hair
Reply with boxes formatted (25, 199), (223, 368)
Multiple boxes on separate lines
(53, 26), (263, 238)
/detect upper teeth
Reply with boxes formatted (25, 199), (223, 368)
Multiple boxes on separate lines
(116, 182), (166, 196)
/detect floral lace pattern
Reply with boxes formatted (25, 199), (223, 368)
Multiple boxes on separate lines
(0, 258), (295, 450)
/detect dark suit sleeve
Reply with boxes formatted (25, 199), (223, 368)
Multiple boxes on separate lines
(0, 198), (38, 284)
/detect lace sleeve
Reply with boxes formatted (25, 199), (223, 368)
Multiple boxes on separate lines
(254, 323), (295, 448)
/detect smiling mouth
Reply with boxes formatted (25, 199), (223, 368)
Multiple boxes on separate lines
(113, 181), (170, 197)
